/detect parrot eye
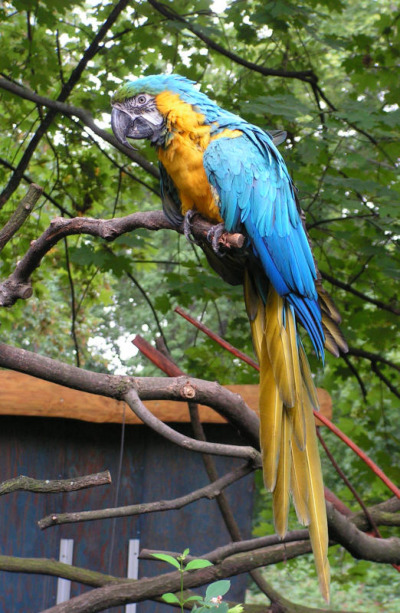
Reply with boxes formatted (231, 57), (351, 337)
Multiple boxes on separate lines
(136, 94), (148, 105)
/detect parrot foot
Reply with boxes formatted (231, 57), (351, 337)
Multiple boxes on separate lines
(183, 209), (201, 245)
(207, 222), (227, 255)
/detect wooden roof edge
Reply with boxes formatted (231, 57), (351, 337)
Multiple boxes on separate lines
(0, 370), (332, 425)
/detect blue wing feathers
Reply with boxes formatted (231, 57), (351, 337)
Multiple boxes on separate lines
(203, 131), (324, 359)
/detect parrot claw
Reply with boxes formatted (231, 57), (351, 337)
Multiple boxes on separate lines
(183, 209), (201, 245)
(207, 222), (226, 255)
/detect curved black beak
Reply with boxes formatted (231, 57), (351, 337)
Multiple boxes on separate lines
(111, 107), (155, 149)
(111, 107), (134, 149)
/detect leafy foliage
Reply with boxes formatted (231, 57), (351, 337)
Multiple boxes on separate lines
(1, 0), (399, 607)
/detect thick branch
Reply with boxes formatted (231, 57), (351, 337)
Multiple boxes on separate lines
(0, 471), (111, 496)
(0, 555), (124, 587)
(1, 504), (399, 613)
(0, 184), (43, 252)
(352, 498), (400, 531)
(40, 541), (315, 613)
(327, 502), (400, 564)
(38, 463), (254, 529)
(0, 211), (243, 307)
(0, 343), (260, 444)
(124, 388), (260, 461)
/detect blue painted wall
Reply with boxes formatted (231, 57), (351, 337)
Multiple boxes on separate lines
(0, 416), (255, 612)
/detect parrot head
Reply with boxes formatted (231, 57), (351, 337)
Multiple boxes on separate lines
(111, 77), (168, 148)
(111, 74), (222, 149)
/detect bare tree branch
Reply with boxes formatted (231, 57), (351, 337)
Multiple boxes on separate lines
(327, 502), (400, 564)
(0, 471), (111, 496)
(0, 155), (73, 216)
(124, 388), (260, 462)
(0, 184), (43, 252)
(147, 0), (318, 83)
(0, 211), (244, 308)
(0, 555), (124, 588)
(348, 347), (400, 374)
(38, 463), (254, 529)
(0, 343), (260, 444)
(321, 270), (400, 316)
(147, 0), (394, 161)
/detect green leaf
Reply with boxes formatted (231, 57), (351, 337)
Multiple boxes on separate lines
(151, 553), (181, 569)
(162, 593), (181, 604)
(205, 580), (231, 600)
(185, 559), (214, 570)
(184, 596), (204, 603)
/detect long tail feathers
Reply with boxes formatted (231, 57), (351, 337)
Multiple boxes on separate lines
(273, 408), (292, 537)
(244, 274), (330, 601)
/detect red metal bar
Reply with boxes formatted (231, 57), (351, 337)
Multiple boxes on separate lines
(132, 335), (183, 377)
(175, 306), (260, 370)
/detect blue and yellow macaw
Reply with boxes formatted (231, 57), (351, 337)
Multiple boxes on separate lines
(111, 74), (347, 600)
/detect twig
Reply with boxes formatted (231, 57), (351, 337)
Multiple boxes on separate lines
(0, 77), (158, 180)
(0, 471), (111, 496)
(0, 183), (43, 252)
(315, 412), (400, 499)
(38, 463), (253, 529)
(371, 362), (400, 399)
(317, 431), (379, 534)
(147, 0), (318, 84)
(63, 236), (81, 367)
(0, 155), (73, 217)
(342, 354), (367, 400)
(320, 270), (400, 316)
(126, 271), (170, 351)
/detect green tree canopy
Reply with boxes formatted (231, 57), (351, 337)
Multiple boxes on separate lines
(0, 0), (399, 611)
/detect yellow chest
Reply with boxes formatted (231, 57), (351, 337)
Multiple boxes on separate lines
(157, 133), (222, 223)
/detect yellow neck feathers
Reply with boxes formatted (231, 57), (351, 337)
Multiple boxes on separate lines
(155, 91), (222, 221)
(155, 91), (211, 148)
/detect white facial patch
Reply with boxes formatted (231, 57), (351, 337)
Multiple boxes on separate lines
(140, 108), (164, 127)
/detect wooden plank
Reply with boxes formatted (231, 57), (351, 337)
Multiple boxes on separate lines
(0, 370), (332, 424)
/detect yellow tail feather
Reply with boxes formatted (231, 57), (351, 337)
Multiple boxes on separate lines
(302, 382), (330, 601)
(259, 335), (283, 492)
(264, 287), (295, 407)
(273, 409), (292, 536)
(286, 305), (306, 450)
(291, 441), (310, 526)
(245, 280), (330, 602)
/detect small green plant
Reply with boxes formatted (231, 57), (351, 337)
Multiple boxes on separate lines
(151, 549), (243, 613)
